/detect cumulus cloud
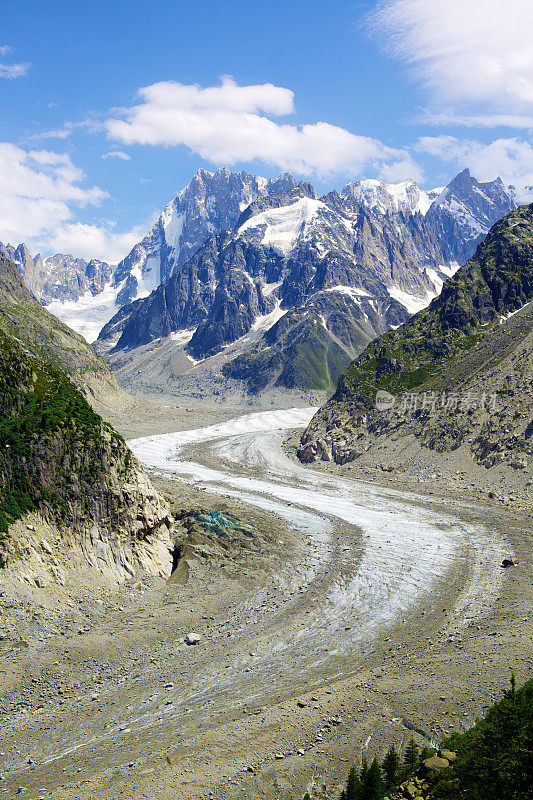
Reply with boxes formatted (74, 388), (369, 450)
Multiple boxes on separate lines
(101, 150), (131, 161)
(371, 0), (533, 124)
(47, 222), (145, 263)
(417, 135), (533, 200)
(0, 142), (138, 262)
(106, 77), (422, 180)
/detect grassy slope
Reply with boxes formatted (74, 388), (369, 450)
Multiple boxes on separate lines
(0, 253), (118, 397)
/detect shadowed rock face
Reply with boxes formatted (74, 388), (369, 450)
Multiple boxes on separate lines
(299, 204), (533, 468)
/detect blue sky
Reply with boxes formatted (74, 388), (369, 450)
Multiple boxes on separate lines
(1, 0), (532, 261)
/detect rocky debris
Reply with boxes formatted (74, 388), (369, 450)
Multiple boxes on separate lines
(438, 749), (456, 762)
(419, 754), (450, 777)
(382, 750), (456, 800)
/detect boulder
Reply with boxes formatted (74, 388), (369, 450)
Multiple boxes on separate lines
(185, 632), (201, 645)
(421, 755), (450, 776)
(438, 749), (457, 762)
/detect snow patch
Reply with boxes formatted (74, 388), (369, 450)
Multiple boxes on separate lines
(262, 280), (283, 297)
(327, 285), (373, 299)
(161, 203), (184, 251)
(251, 300), (287, 333)
(238, 197), (326, 255)
(343, 179), (439, 216)
(170, 329), (196, 346)
(388, 286), (436, 315)
(45, 279), (127, 343)
(499, 299), (532, 324)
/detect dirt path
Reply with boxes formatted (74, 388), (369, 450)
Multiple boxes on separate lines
(0, 409), (532, 800)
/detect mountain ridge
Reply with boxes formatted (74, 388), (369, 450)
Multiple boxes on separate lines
(95, 168), (516, 394)
(298, 204), (533, 483)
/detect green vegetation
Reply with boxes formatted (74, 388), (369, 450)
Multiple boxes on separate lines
(339, 740), (433, 800)
(0, 328), (126, 536)
(0, 252), (113, 394)
(434, 675), (533, 800)
(224, 317), (353, 392)
(336, 676), (533, 800)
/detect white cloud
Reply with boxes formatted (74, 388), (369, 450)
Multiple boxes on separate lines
(0, 61), (30, 79)
(29, 118), (104, 141)
(102, 150), (131, 161)
(417, 135), (533, 200)
(0, 142), (139, 262)
(371, 0), (533, 125)
(47, 222), (145, 263)
(106, 76), (422, 180)
(414, 111), (533, 130)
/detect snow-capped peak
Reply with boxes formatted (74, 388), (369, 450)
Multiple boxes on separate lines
(341, 178), (442, 216)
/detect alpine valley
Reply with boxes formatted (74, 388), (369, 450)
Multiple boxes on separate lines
(2, 166), (516, 401)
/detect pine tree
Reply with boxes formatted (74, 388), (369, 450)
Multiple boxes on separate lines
(403, 738), (419, 776)
(363, 758), (386, 800)
(382, 744), (400, 788)
(346, 765), (362, 800)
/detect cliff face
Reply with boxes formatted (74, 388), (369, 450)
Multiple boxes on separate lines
(0, 327), (174, 583)
(299, 205), (533, 474)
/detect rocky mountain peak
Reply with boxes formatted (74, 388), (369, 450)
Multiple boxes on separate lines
(340, 177), (439, 216)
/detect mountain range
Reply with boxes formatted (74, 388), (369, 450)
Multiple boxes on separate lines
(1, 167), (517, 393)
